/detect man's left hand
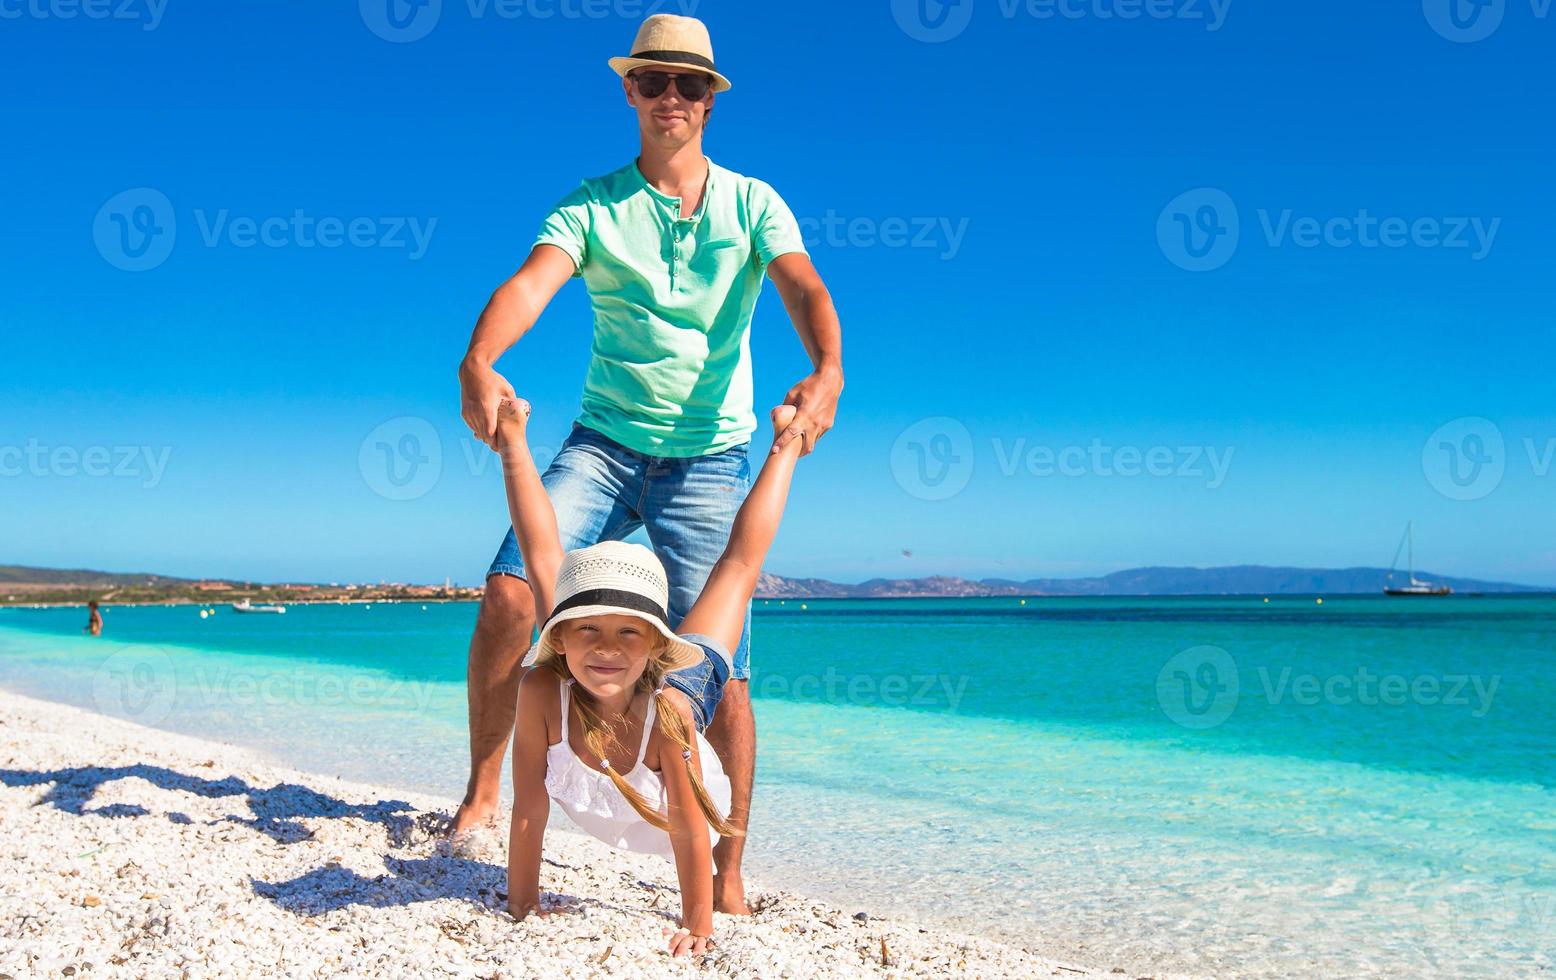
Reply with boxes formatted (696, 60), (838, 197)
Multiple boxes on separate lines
(774, 369), (842, 455)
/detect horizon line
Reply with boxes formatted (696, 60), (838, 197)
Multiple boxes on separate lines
(2, 560), (1548, 593)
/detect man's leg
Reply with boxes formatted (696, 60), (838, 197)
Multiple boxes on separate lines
(704, 671), (753, 913)
(642, 443), (755, 914)
(451, 568), (535, 834)
(450, 425), (645, 835)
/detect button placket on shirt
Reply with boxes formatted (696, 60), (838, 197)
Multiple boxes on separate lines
(669, 202), (681, 289)
(665, 194), (704, 292)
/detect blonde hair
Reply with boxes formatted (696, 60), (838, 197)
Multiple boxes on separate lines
(548, 625), (739, 838)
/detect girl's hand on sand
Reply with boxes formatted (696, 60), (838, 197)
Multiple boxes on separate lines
(494, 397), (532, 447)
(662, 925), (712, 957)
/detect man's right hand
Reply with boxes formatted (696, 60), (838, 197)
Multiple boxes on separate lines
(460, 359), (518, 451)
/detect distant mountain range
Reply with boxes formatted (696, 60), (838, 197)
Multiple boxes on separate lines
(754, 565), (1547, 598)
(2, 563), (1546, 601)
(0, 565), (193, 587)
(0, 566), (478, 606)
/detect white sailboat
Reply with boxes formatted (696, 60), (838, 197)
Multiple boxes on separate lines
(1384, 522), (1451, 596)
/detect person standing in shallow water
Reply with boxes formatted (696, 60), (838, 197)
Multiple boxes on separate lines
(84, 601), (102, 637)
(451, 14), (843, 915)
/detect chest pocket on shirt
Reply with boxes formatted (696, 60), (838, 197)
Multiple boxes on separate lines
(686, 236), (752, 286)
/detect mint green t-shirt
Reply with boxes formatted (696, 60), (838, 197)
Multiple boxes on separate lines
(534, 158), (808, 458)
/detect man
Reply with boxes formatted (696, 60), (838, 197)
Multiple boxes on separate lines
(452, 14), (842, 914)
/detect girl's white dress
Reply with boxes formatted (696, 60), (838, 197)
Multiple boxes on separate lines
(544, 678), (732, 860)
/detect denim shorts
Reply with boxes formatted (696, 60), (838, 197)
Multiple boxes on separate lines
(665, 632), (733, 732)
(489, 422), (754, 680)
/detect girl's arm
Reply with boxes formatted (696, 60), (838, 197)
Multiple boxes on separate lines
(656, 691), (715, 956)
(507, 668), (552, 919)
(677, 406), (804, 654)
(494, 399), (564, 621)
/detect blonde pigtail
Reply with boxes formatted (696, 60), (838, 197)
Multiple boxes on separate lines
(547, 627), (739, 838)
(568, 683), (676, 833)
(653, 689), (742, 838)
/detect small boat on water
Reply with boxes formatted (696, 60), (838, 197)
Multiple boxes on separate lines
(232, 599), (287, 614)
(1384, 522), (1452, 596)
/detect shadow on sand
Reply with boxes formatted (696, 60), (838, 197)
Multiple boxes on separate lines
(0, 761), (629, 917)
(0, 763), (419, 845)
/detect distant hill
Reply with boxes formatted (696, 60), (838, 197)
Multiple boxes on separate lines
(0, 566), (478, 606)
(0, 565), (197, 587)
(755, 566), (1545, 598)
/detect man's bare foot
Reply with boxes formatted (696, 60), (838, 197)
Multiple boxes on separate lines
(712, 873), (751, 915)
(440, 798), (505, 860)
(447, 795), (499, 837)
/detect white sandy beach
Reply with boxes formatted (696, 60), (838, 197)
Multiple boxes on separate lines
(0, 688), (1175, 979)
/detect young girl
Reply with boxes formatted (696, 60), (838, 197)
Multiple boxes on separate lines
(495, 397), (804, 957)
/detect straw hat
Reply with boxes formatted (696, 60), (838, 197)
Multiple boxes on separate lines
(608, 14), (731, 93)
(521, 541), (705, 673)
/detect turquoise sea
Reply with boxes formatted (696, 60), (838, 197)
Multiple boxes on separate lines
(2, 596), (1553, 977)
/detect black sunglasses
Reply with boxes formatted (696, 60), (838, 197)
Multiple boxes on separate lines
(630, 70), (713, 101)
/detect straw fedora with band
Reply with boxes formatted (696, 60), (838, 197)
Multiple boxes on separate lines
(608, 14), (731, 93)
(521, 541), (706, 673)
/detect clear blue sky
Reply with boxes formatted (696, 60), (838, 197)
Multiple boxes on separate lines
(3, 1), (1553, 587)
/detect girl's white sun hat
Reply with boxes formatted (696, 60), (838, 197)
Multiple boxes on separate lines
(521, 541), (705, 673)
